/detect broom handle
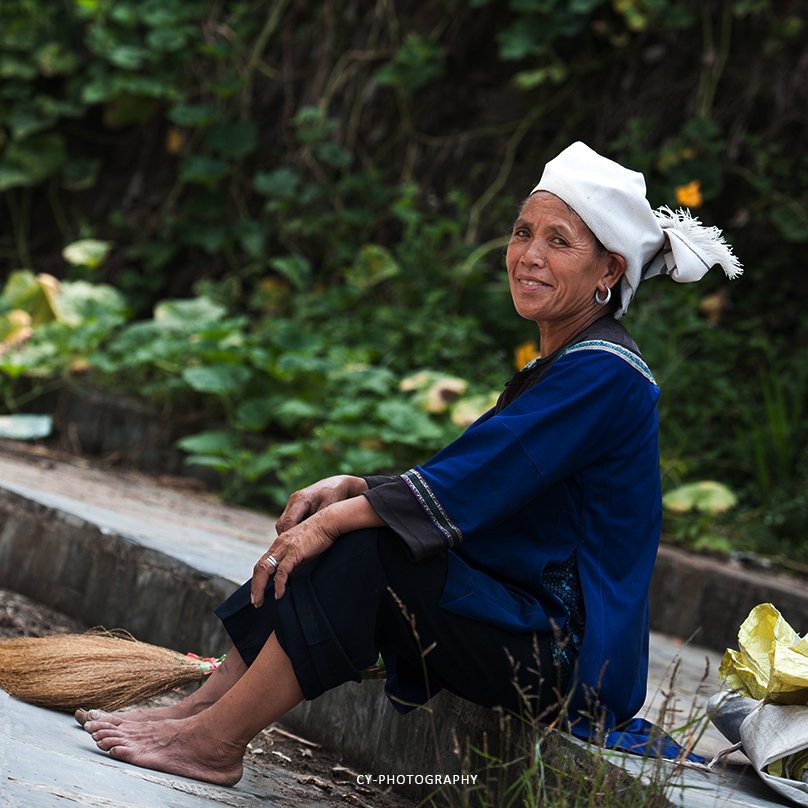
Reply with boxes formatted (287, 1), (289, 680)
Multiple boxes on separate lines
(183, 653), (226, 677)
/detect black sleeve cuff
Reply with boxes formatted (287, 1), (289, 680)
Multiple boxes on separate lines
(362, 475), (397, 489)
(363, 477), (449, 561)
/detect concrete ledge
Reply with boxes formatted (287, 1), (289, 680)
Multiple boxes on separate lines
(286, 681), (497, 779)
(284, 681), (656, 802)
(0, 487), (232, 654)
(650, 545), (806, 652)
(4, 477), (798, 667)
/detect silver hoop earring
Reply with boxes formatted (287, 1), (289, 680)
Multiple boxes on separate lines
(594, 286), (612, 305)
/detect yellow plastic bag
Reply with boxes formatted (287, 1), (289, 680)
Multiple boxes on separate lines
(719, 603), (808, 704)
(768, 745), (808, 782)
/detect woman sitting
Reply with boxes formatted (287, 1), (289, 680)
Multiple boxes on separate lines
(78, 141), (741, 785)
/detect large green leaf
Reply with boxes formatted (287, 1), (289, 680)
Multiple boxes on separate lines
(234, 218), (266, 259)
(0, 270), (59, 323)
(253, 167), (300, 198)
(182, 224), (228, 254)
(0, 310), (32, 346)
(662, 481), (737, 514)
(270, 321), (323, 352)
(0, 56), (38, 80)
(179, 155), (232, 185)
(373, 33), (443, 92)
(176, 430), (240, 454)
(146, 28), (190, 52)
(375, 400), (444, 442)
(182, 363), (252, 395)
(168, 103), (219, 127)
(107, 44), (151, 70)
(268, 255), (312, 290)
(344, 244), (401, 289)
(234, 397), (274, 431)
(6, 102), (57, 139)
(54, 280), (129, 327)
(205, 121), (258, 159)
(153, 297), (226, 327)
(272, 398), (321, 427)
(0, 132), (66, 190)
(62, 239), (113, 268)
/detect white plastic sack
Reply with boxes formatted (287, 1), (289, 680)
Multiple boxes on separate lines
(741, 701), (808, 805)
(709, 603), (808, 804)
(709, 692), (808, 804)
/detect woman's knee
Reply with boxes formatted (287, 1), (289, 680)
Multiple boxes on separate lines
(298, 527), (391, 612)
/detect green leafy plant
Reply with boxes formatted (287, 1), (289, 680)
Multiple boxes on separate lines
(0, 271), (128, 409)
(1, 0), (806, 562)
(3, 282), (498, 508)
(662, 480), (737, 555)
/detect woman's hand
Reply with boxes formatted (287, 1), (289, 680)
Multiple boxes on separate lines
(252, 494), (385, 605)
(251, 511), (336, 605)
(274, 475), (369, 535)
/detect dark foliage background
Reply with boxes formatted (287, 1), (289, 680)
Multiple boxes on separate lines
(1, 0), (806, 563)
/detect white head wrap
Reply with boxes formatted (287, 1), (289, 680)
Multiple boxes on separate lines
(532, 141), (743, 318)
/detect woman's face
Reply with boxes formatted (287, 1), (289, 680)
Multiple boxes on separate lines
(506, 191), (618, 328)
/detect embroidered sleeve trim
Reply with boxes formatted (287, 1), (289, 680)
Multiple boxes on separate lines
(561, 340), (657, 386)
(400, 468), (464, 548)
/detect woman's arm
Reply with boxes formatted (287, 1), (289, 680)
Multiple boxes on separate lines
(274, 475), (370, 534)
(366, 351), (659, 560)
(252, 493), (386, 605)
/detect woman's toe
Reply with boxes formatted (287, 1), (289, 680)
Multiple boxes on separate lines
(93, 729), (123, 748)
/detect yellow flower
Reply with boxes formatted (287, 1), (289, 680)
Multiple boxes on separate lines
(699, 289), (728, 324)
(68, 357), (91, 374)
(421, 377), (468, 414)
(514, 341), (539, 370)
(165, 126), (185, 155)
(675, 180), (702, 208)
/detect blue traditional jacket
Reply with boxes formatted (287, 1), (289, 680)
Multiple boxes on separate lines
(364, 317), (664, 744)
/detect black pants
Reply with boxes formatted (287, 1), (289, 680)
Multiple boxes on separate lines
(215, 528), (565, 717)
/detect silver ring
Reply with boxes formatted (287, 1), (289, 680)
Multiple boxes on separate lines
(266, 554), (279, 568)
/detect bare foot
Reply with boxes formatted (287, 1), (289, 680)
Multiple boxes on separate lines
(76, 700), (205, 728)
(87, 716), (244, 786)
(76, 647), (247, 728)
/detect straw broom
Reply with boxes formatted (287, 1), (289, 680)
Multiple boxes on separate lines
(0, 629), (224, 712)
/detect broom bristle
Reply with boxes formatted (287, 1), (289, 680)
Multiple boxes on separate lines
(0, 629), (212, 712)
